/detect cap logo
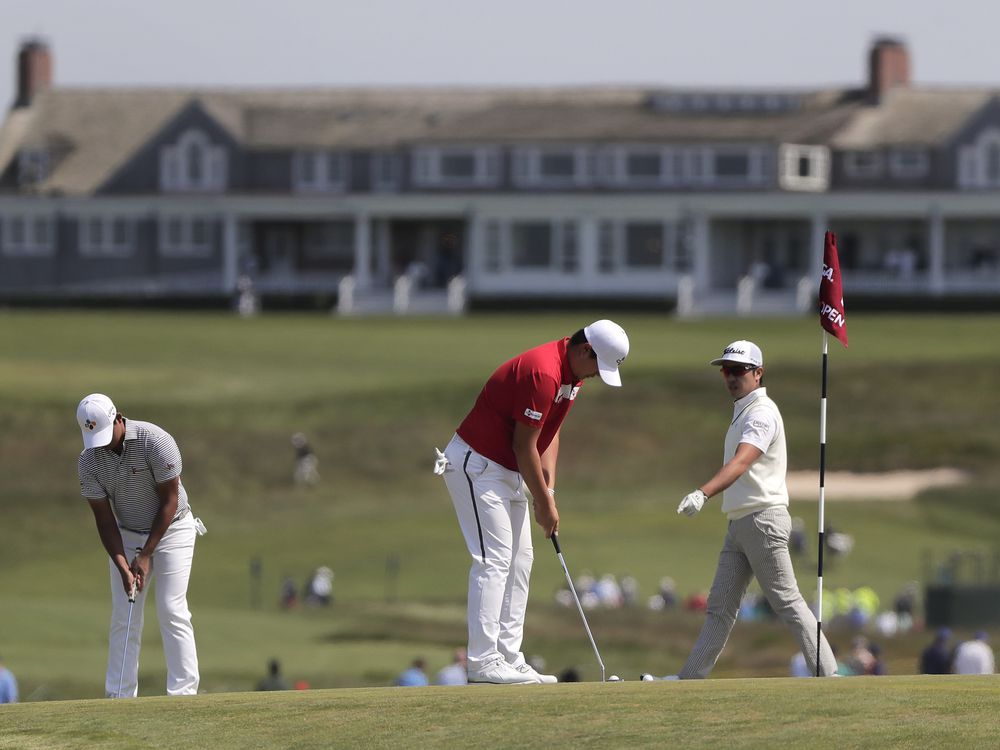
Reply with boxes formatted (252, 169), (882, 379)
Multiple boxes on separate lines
(616, 356), (625, 365)
(84, 419), (97, 431)
(724, 347), (745, 355)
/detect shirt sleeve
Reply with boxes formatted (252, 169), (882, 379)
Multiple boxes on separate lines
(148, 431), (183, 483)
(78, 453), (107, 500)
(740, 407), (777, 453)
(511, 370), (560, 428)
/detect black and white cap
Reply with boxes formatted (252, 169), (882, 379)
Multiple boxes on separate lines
(709, 340), (763, 368)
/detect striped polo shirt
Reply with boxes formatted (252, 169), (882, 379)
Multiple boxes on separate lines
(78, 419), (188, 533)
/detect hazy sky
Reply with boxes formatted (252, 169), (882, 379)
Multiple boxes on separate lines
(4, 0), (999, 109)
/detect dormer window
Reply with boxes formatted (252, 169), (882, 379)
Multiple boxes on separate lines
(889, 148), (929, 178)
(958, 129), (1000, 189)
(843, 150), (885, 179)
(160, 129), (227, 192)
(17, 148), (49, 187)
(778, 144), (830, 191)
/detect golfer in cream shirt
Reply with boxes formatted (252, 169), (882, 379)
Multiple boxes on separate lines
(673, 340), (838, 679)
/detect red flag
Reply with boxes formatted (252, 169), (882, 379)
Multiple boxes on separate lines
(819, 231), (848, 347)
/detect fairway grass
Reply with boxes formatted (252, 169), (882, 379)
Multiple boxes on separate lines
(2, 676), (998, 750)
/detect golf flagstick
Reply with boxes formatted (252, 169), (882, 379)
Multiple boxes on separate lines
(551, 532), (606, 682)
(817, 230), (848, 677)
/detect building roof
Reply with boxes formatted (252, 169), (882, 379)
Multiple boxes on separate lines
(0, 83), (996, 194)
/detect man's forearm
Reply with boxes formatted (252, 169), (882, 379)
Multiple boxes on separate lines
(94, 516), (129, 571)
(140, 496), (177, 557)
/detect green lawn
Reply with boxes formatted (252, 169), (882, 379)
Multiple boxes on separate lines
(1, 311), (998, 701)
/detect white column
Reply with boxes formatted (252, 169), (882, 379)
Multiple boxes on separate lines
(810, 212), (828, 280)
(928, 206), (945, 295)
(579, 216), (598, 282)
(690, 213), (710, 293)
(222, 213), (239, 294)
(354, 213), (371, 290)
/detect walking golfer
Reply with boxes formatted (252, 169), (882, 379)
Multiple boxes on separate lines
(76, 393), (204, 697)
(435, 320), (629, 684)
(673, 341), (837, 679)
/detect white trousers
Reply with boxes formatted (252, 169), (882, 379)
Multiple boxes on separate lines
(443, 434), (534, 670)
(106, 512), (200, 697)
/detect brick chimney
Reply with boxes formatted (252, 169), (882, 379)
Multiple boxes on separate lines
(868, 36), (910, 104)
(15, 38), (53, 108)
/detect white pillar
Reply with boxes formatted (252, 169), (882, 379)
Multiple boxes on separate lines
(579, 216), (599, 280)
(354, 213), (371, 290)
(928, 206), (945, 295)
(690, 213), (710, 293)
(222, 213), (239, 294)
(810, 212), (828, 280)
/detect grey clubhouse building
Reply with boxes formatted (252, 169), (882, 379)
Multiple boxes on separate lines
(1, 37), (999, 314)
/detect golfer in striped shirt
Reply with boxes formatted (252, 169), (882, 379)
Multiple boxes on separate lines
(673, 341), (837, 679)
(77, 393), (203, 697)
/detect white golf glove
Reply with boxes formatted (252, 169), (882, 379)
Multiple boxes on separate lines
(677, 489), (707, 516)
(432, 448), (450, 476)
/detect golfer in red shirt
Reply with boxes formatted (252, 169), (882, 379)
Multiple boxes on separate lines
(436, 320), (629, 684)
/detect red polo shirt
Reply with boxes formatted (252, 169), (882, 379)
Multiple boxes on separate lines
(456, 338), (582, 471)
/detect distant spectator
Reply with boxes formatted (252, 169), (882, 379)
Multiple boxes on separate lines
(256, 659), (290, 692)
(0, 655), (18, 703)
(304, 567), (334, 607)
(435, 648), (468, 686)
(292, 433), (319, 486)
(558, 667), (580, 683)
(395, 658), (429, 687)
(919, 628), (953, 675)
(847, 634), (873, 677)
(280, 576), (298, 609)
(790, 651), (811, 677)
(953, 631), (995, 675)
(790, 516), (807, 556)
(893, 582), (918, 618)
(621, 576), (639, 607)
(868, 643), (887, 676)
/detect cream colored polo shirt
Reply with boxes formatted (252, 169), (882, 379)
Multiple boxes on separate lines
(721, 387), (789, 520)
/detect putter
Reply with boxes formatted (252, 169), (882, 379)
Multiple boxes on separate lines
(551, 532), (606, 682)
(116, 556), (140, 699)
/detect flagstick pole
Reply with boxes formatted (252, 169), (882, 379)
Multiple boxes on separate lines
(816, 331), (829, 677)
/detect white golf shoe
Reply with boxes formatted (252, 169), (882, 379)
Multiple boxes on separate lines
(512, 661), (558, 684)
(467, 657), (537, 684)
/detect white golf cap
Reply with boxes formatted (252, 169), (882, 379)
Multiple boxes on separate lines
(583, 319), (629, 387)
(710, 340), (763, 368)
(76, 393), (117, 449)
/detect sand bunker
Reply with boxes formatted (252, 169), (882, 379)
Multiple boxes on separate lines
(786, 468), (968, 501)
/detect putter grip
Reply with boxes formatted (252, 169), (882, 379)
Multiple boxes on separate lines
(551, 533), (562, 554)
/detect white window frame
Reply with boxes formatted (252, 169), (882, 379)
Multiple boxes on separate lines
(889, 148), (929, 179)
(18, 148), (50, 187)
(958, 129), (1000, 189)
(709, 146), (766, 187)
(1, 212), (54, 256)
(77, 215), (134, 258)
(778, 144), (830, 191)
(159, 129), (228, 193)
(843, 150), (885, 179)
(511, 146), (592, 188)
(599, 220), (678, 272)
(371, 152), (400, 192)
(411, 146), (501, 188)
(609, 146), (681, 187)
(293, 151), (350, 193)
(158, 215), (215, 257)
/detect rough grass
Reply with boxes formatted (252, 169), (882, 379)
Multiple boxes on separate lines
(1, 311), (999, 701)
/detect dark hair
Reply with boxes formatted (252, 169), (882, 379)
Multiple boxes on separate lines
(569, 329), (587, 346)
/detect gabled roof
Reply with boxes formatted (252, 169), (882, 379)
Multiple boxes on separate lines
(830, 88), (997, 147)
(0, 83), (997, 195)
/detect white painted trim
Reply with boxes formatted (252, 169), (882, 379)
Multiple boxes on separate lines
(371, 152), (401, 192)
(17, 148), (50, 187)
(958, 128), (1000, 189)
(158, 214), (215, 257)
(77, 215), (134, 258)
(0, 211), (54, 256)
(411, 146), (501, 188)
(779, 144), (830, 192)
(159, 129), (228, 193)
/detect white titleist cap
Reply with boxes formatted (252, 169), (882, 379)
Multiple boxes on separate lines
(76, 393), (117, 449)
(584, 319), (629, 387)
(710, 340), (763, 368)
